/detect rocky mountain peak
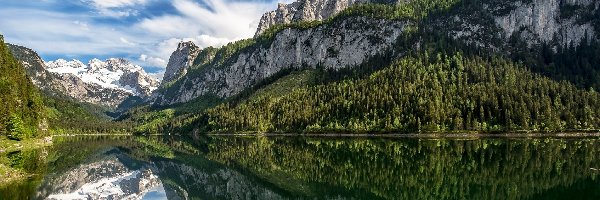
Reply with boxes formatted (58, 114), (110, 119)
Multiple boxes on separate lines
(177, 41), (197, 50)
(46, 59), (86, 70)
(161, 41), (200, 85)
(87, 58), (140, 73)
(45, 58), (159, 97)
(254, 0), (380, 37)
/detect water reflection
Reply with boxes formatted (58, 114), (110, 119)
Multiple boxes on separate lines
(40, 149), (165, 199)
(1, 135), (599, 200)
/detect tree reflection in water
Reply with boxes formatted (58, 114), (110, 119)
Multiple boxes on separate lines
(1, 135), (599, 200)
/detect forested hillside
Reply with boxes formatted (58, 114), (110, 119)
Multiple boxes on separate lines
(128, 0), (600, 134)
(0, 35), (45, 140)
(199, 52), (600, 133)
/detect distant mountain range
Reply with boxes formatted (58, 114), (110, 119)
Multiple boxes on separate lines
(45, 58), (159, 97)
(8, 44), (159, 108)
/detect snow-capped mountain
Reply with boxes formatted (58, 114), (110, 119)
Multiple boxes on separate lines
(46, 58), (160, 97)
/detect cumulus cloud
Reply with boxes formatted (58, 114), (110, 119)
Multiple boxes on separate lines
(1, 0), (285, 71)
(0, 8), (140, 56)
(138, 0), (272, 39)
(139, 54), (166, 67)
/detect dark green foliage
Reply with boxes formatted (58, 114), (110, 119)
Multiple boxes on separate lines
(118, 94), (222, 134)
(0, 35), (44, 140)
(6, 44), (51, 85)
(192, 46), (217, 67)
(204, 136), (600, 199)
(559, 3), (600, 34)
(509, 36), (600, 90)
(43, 95), (135, 134)
(200, 52), (600, 133)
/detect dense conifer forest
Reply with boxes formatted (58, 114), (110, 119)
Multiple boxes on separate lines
(198, 52), (600, 133)
(0, 36), (44, 140)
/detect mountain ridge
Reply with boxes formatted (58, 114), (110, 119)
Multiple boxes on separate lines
(7, 43), (159, 108)
(153, 0), (599, 107)
(45, 57), (160, 97)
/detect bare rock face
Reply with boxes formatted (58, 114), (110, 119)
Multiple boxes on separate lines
(161, 41), (200, 85)
(491, 0), (599, 46)
(51, 73), (133, 107)
(152, 17), (408, 105)
(254, 0), (400, 37)
(119, 70), (160, 97)
(7, 44), (57, 90)
(154, 0), (599, 106)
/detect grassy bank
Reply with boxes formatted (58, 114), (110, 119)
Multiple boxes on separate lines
(0, 137), (52, 186)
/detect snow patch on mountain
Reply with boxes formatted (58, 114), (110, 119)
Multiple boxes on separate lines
(46, 58), (160, 97)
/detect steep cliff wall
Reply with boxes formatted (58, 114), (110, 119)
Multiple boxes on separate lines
(155, 0), (599, 106)
(153, 17), (408, 105)
(161, 41), (200, 85)
(491, 0), (599, 46)
(254, 0), (404, 37)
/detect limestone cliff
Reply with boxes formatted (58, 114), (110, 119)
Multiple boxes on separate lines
(155, 0), (599, 106)
(491, 0), (598, 46)
(153, 17), (408, 105)
(254, 0), (404, 37)
(161, 41), (200, 85)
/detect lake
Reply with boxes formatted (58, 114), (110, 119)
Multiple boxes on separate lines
(1, 135), (600, 199)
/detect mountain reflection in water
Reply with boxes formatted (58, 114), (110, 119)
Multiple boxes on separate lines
(1, 135), (600, 200)
(41, 149), (165, 200)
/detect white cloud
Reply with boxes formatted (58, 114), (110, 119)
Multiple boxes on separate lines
(97, 8), (139, 17)
(138, 0), (272, 40)
(84, 0), (146, 17)
(194, 34), (231, 48)
(137, 35), (231, 68)
(139, 54), (166, 67)
(88, 0), (147, 8)
(0, 0), (285, 71)
(0, 8), (138, 55)
(149, 70), (165, 81)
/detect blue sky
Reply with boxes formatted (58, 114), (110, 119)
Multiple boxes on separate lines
(0, 0), (288, 74)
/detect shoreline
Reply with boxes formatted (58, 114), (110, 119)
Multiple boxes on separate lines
(14, 132), (600, 139)
(206, 132), (600, 138)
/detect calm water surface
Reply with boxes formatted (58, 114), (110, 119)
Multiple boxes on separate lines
(1, 135), (600, 199)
